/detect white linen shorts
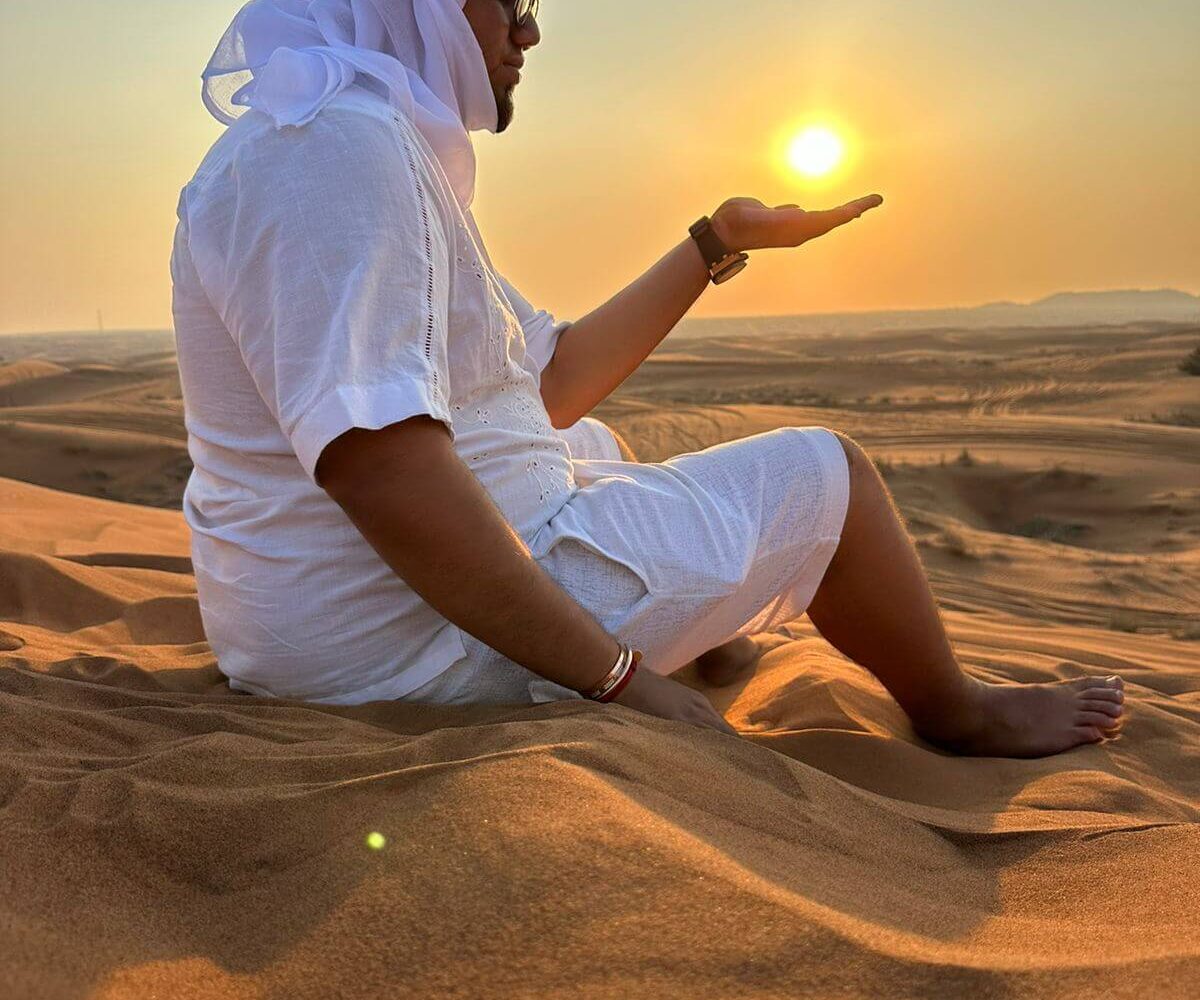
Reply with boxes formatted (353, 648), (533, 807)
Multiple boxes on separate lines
(405, 417), (850, 705)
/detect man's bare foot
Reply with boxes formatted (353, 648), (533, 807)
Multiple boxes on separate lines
(918, 674), (1125, 758)
(696, 636), (762, 687)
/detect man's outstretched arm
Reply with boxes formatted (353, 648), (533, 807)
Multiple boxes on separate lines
(537, 232), (711, 430)
(315, 413), (737, 734)
(538, 195), (884, 430)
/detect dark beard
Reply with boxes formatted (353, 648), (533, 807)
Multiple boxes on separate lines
(495, 85), (515, 133)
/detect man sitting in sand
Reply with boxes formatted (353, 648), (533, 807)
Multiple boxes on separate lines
(171, 0), (1124, 756)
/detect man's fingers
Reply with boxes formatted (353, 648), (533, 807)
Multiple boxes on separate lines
(829, 193), (884, 223)
(801, 193), (884, 238)
(748, 193), (882, 248)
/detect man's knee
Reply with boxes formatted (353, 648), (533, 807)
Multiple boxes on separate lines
(824, 428), (898, 528)
(825, 429), (881, 507)
(829, 429), (866, 476)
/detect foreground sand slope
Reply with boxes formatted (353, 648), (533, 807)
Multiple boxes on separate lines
(2, 471), (1198, 999)
(2, 319), (1198, 997)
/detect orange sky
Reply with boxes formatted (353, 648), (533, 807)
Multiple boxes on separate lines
(1, 0), (1197, 334)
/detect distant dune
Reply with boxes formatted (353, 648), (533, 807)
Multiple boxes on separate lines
(1, 313), (1198, 997)
(1032, 288), (1200, 309)
(675, 287), (1200, 340)
(4, 288), (1198, 354)
(0, 359), (69, 390)
(0, 318), (1196, 640)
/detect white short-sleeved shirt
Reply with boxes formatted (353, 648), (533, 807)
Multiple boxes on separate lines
(171, 84), (578, 704)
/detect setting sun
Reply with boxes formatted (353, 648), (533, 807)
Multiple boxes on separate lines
(786, 126), (845, 178)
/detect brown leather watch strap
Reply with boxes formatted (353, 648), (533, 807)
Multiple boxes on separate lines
(689, 216), (749, 284)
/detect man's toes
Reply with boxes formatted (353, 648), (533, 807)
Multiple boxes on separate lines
(1072, 725), (1105, 744)
(1077, 710), (1121, 730)
(1081, 698), (1123, 719)
(1072, 675), (1125, 698)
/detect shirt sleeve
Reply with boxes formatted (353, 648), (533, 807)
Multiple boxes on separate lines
(182, 107), (455, 488)
(494, 272), (570, 383)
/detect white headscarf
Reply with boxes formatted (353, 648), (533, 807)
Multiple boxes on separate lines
(201, 0), (497, 209)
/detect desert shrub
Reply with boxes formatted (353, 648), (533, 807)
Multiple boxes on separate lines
(1035, 464), (1098, 488)
(1109, 610), (1146, 634)
(1107, 610), (1185, 638)
(938, 526), (975, 558)
(644, 384), (840, 407)
(954, 448), (975, 467)
(1179, 346), (1200, 375)
(1014, 517), (1090, 544)
(1128, 410), (1200, 428)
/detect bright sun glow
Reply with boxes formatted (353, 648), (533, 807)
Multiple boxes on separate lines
(786, 126), (845, 178)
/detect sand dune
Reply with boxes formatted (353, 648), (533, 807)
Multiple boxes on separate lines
(0, 350), (188, 507)
(1, 320), (1198, 997)
(0, 359), (70, 391)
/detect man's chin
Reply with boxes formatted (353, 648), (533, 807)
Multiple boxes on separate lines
(495, 87), (516, 133)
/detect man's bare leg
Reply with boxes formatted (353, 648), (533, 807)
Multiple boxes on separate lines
(805, 431), (1125, 757)
(607, 423), (763, 686)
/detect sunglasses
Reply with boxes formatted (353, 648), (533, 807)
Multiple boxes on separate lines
(511, 0), (540, 27)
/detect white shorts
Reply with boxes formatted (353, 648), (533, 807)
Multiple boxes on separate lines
(406, 416), (850, 705)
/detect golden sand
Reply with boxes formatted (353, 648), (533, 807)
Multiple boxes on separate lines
(2, 321), (1197, 997)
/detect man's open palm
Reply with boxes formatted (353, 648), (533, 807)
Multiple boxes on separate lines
(715, 194), (884, 253)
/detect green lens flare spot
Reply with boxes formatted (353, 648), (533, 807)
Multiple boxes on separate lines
(366, 832), (387, 851)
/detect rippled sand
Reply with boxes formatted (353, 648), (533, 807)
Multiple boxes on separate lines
(2, 319), (1197, 998)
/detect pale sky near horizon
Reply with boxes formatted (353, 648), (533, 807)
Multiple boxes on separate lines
(1, 0), (1197, 335)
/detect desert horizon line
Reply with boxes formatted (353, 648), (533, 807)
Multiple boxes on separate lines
(4, 285), (1197, 340)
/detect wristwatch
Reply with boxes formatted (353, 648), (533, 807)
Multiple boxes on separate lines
(689, 216), (749, 285)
